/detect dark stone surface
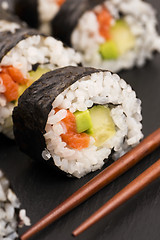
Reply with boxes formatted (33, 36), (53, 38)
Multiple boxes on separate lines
(0, 0), (160, 240)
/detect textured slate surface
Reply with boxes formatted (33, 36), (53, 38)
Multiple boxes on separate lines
(0, 0), (160, 240)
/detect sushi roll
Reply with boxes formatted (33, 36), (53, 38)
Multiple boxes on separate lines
(0, 10), (81, 139)
(0, 169), (30, 239)
(13, 66), (143, 178)
(52, 0), (160, 72)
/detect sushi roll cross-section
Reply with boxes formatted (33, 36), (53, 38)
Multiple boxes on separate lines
(52, 0), (160, 72)
(13, 66), (143, 178)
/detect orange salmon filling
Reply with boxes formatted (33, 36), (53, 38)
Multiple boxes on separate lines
(0, 66), (30, 102)
(96, 7), (112, 40)
(0, 73), (18, 102)
(55, 108), (90, 150)
(56, 0), (66, 6)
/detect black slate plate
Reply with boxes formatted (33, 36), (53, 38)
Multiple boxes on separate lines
(0, 0), (160, 239)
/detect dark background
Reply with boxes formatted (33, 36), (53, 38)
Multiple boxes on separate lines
(0, 0), (160, 239)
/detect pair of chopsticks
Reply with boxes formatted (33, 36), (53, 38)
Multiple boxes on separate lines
(21, 128), (160, 240)
(73, 158), (160, 236)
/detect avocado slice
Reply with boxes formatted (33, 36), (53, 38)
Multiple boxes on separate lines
(29, 67), (50, 82)
(99, 40), (119, 60)
(110, 19), (135, 55)
(74, 110), (93, 133)
(16, 67), (50, 104)
(89, 105), (116, 147)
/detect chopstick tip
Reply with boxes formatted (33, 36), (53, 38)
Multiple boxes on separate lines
(72, 224), (85, 237)
(72, 229), (79, 237)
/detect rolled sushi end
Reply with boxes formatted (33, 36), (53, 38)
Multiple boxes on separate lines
(42, 68), (143, 178)
(71, 0), (160, 72)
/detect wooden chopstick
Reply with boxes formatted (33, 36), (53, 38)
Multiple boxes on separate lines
(20, 128), (160, 240)
(73, 158), (160, 236)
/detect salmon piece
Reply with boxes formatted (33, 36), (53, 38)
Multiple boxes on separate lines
(62, 132), (90, 150)
(55, 108), (90, 150)
(61, 109), (76, 132)
(96, 8), (112, 40)
(56, 0), (65, 6)
(5, 66), (27, 85)
(0, 73), (18, 102)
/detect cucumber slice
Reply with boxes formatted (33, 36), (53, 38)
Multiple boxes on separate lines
(110, 20), (135, 55)
(29, 67), (50, 82)
(89, 105), (116, 147)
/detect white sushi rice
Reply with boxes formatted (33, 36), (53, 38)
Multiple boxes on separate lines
(71, 0), (160, 72)
(0, 170), (30, 239)
(0, 27), (81, 138)
(43, 71), (143, 178)
(38, 0), (61, 34)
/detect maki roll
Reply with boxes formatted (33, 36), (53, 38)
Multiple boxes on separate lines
(0, 169), (30, 239)
(52, 0), (160, 72)
(13, 66), (143, 178)
(0, 10), (81, 139)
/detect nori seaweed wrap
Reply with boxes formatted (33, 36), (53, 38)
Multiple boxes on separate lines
(13, 66), (143, 178)
(52, 0), (160, 72)
(0, 11), (81, 138)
